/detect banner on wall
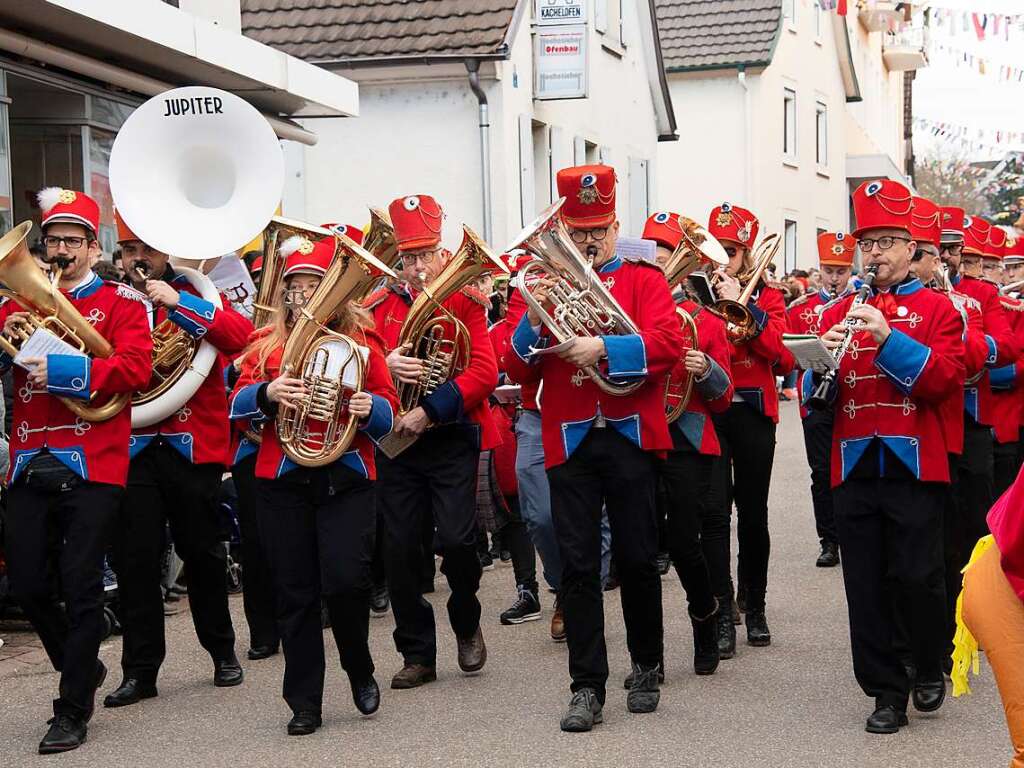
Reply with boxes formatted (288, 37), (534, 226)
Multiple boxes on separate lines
(534, 26), (588, 100)
(534, 0), (586, 26)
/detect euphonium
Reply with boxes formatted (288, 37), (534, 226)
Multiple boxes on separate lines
(358, 207), (401, 301)
(252, 218), (334, 329)
(709, 233), (782, 344)
(0, 221), (128, 421)
(511, 198), (644, 396)
(276, 234), (397, 467)
(662, 217), (729, 422)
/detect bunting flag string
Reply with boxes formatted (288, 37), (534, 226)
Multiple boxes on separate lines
(928, 42), (1024, 83)
(914, 117), (1024, 155)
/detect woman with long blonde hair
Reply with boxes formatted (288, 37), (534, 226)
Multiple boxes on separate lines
(230, 235), (398, 736)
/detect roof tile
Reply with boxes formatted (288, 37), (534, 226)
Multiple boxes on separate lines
(655, 0), (782, 71)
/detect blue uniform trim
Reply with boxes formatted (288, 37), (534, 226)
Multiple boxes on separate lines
(69, 273), (102, 299)
(167, 291), (214, 339)
(275, 454), (299, 478)
(881, 435), (921, 478)
(512, 314), (543, 363)
(888, 278), (924, 296)
(50, 447), (88, 479)
(163, 433), (195, 463)
(560, 416), (595, 459)
(799, 369), (815, 412)
(340, 449), (369, 479)
(129, 433), (157, 460)
(607, 413), (642, 449)
(673, 411), (706, 451)
(840, 436), (875, 482)
(990, 364), (1017, 390)
(735, 387), (764, 414)
(964, 387), (980, 421)
(874, 329), (931, 395)
(695, 357), (730, 402)
(232, 437), (259, 465)
(602, 334), (647, 380)
(47, 354), (91, 400)
(599, 255), (623, 274)
(362, 393), (395, 442)
(747, 303), (768, 334)
(0, 350), (13, 372)
(984, 335), (998, 367)
(421, 381), (463, 425)
(230, 383), (264, 420)
(10, 448), (42, 483)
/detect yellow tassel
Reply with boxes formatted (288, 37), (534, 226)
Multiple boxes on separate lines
(951, 535), (995, 697)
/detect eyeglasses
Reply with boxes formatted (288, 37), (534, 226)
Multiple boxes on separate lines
(568, 228), (608, 244)
(858, 236), (910, 253)
(941, 244), (964, 257)
(43, 235), (88, 250)
(405, 248), (441, 265)
(724, 246), (738, 258)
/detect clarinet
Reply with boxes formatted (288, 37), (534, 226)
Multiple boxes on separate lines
(806, 265), (879, 412)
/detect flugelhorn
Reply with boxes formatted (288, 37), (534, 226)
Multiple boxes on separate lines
(708, 233), (782, 344)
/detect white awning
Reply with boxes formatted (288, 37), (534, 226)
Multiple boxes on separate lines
(846, 154), (912, 189)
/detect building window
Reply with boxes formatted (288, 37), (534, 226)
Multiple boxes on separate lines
(815, 101), (828, 166)
(783, 0), (795, 26)
(783, 88), (797, 160)
(532, 121), (552, 210)
(785, 219), (798, 272)
(814, 0), (823, 39)
(595, 0), (626, 50)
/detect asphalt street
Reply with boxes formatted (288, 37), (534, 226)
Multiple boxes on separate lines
(0, 400), (1011, 767)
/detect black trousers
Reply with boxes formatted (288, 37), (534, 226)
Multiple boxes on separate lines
(706, 403), (777, 609)
(657, 430), (716, 618)
(801, 408), (838, 545)
(547, 428), (662, 700)
(992, 438), (1020, 501)
(232, 453), (279, 650)
(955, 416), (994, 548)
(110, 442), (235, 682)
(503, 503), (538, 592)
(257, 466), (376, 714)
(833, 478), (947, 710)
(5, 480), (121, 719)
(378, 425), (482, 666)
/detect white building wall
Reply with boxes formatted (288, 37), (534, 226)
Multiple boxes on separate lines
(845, 15), (906, 167)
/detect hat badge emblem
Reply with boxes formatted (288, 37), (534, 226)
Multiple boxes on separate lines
(865, 181), (883, 197)
(1009, 238), (1017, 248)
(297, 238), (315, 255)
(831, 244), (845, 256)
(836, 232), (845, 241)
(964, 215), (973, 227)
(721, 203), (732, 213)
(577, 173), (599, 205)
(403, 196), (420, 212)
(654, 212), (670, 224)
(58, 189), (77, 204)
(716, 212), (732, 228)
(330, 224), (348, 236)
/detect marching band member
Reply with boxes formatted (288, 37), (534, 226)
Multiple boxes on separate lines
(998, 235), (1024, 484)
(704, 203), (792, 657)
(818, 180), (964, 734)
(505, 165), (683, 731)
(983, 226), (1007, 286)
(367, 194), (499, 689)
(103, 213), (253, 709)
(0, 189), (152, 753)
(230, 236), (397, 735)
(641, 211), (734, 678)
(787, 232), (857, 568)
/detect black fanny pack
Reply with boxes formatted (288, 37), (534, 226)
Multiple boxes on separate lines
(23, 453), (82, 493)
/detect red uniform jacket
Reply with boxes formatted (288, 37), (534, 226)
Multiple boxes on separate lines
(818, 277), (965, 487)
(364, 284), (500, 450)
(952, 275), (1020, 426)
(671, 298), (733, 456)
(729, 285), (792, 423)
(504, 256), (683, 469)
(988, 296), (1024, 444)
(0, 272), (152, 486)
(789, 288), (843, 419)
(129, 268), (253, 466)
(229, 327), (398, 481)
(938, 291), (987, 455)
(495, 290), (540, 411)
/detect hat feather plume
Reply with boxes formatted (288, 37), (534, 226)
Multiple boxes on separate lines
(37, 187), (64, 215)
(279, 235), (306, 259)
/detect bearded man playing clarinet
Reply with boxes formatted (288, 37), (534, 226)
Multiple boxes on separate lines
(816, 180), (964, 735)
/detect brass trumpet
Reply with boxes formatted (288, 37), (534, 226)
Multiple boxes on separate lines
(708, 233), (782, 344)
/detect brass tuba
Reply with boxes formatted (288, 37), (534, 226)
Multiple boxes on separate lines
(511, 198), (644, 396)
(252, 218), (335, 329)
(0, 222), (129, 421)
(276, 234), (397, 466)
(709, 233), (781, 344)
(357, 207), (401, 301)
(377, 226), (508, 458)
(662, 217), (730, 422)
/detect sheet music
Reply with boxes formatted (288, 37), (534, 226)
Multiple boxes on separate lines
(782, 334), (838, 374)
(616, 237), (657, 264)
(14, 328), (87, 371)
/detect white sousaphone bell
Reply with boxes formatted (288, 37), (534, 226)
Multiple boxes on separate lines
(109, 86), (284, 428)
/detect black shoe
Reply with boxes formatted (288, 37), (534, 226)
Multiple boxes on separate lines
(370, 584), (390, 614)
(865, 705), (908, 734)
(499, 549), (512, 563)
(716, 595), (736, 659)
(559, 688), (603, 732)
(103, 677), (158, 708)
(500, 586), (542, 625)
(38, 715), (87, 754)
(350, 675), (381, 716)
(214, 655), (244, 687)
(816, 542), (840, 568)
(656, 552), (671, 576)
(623, 660), (665, 689)
(691, 601), (720, 676)
(287, 711), (322, 736)
(478, 551), (495, 572)
(746, 610), (771, 647)
(912, 677), (946, 713)
(247, 644), (279, 661)
(626, 663), (661, 714)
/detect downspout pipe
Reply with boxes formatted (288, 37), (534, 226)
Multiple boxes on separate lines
(737, 66), (753, 205)
(465, 59), (493, 244)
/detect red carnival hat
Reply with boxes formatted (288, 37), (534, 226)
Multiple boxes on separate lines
(388, 195), (444, 251)
(250, 255), (264, 275)
(114, 208), (141, 244)
(817, 232), (857, 266)
(38, 187), (100, 234)
(707, 203), (759, 248)
(940, 206), (966, 243)
(556, 165), (617, 229)
(321, 222), (364, 247)
(986, 226), (1007, 260)
(963, 215), (991, 256)
(1004, 233), (1024, 263)
(280, 235), (334, 278)
(643, 211), (684, 250)
(851, 179), (913, 238)
(910, 197), (942, 246)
